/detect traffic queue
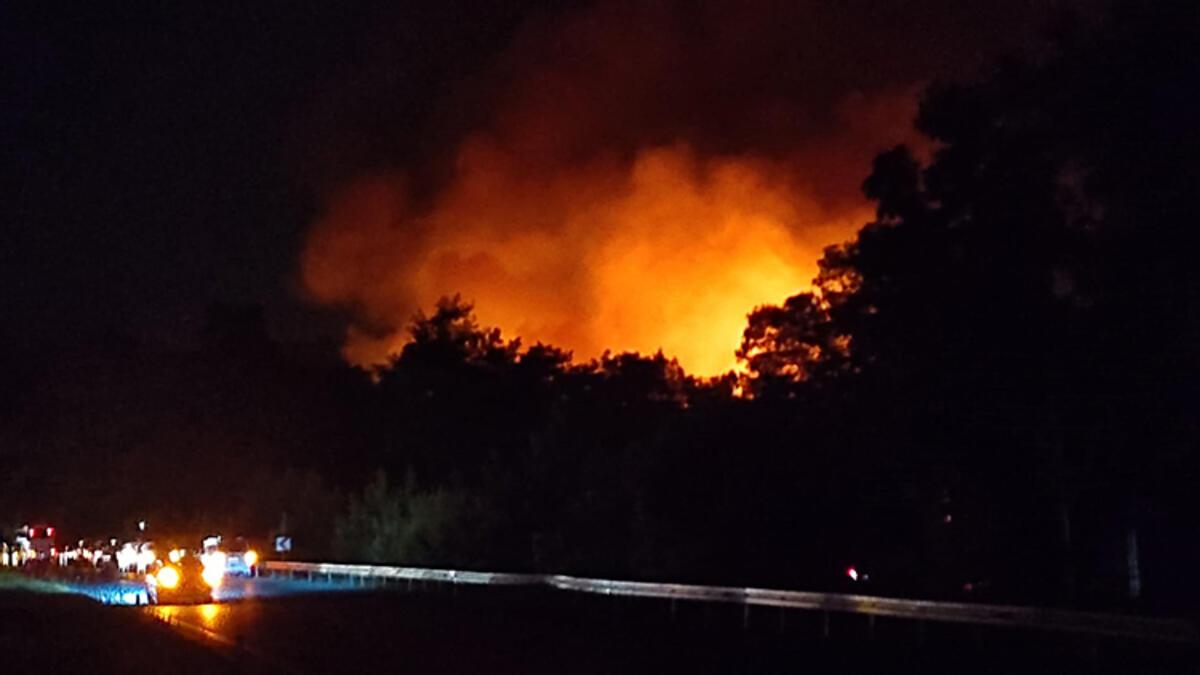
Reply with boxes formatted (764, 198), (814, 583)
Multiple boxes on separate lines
(2, 525), (259, 605)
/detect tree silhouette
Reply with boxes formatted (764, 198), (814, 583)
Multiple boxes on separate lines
(738, 291), (848, 397)
(738, 3), (1200, 605)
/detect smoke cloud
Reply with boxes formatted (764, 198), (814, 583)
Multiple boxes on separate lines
(300, 0), (1055, 374)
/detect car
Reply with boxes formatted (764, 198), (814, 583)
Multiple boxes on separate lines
(199, 535), (260, 578)
(200, 536), (258, 578)
(223, 540), (259, 577)
(145, 553), (219, 604)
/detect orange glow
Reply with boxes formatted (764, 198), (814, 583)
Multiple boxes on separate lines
(156, 565), (180, 589)
(298, 2), (925, 375)
(303, 143), (873, 375)
(198, 603), (221, 627)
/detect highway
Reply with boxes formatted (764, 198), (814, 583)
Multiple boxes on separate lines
(132, 577), (1196, 674)
(8, 565), (1193, 673)
(140, 583), (802, 675)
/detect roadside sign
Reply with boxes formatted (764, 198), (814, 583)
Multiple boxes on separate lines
(274, 536), (293, 553)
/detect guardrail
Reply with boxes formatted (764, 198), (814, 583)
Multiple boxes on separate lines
(263, 560), (541, 586)
(260, 561), (1199, 643)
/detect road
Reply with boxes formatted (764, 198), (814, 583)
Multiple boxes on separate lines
(59, 570), (347, 605)
(0, 588), (236, 675)
(5, 570), (1193, 673)
(144, 584), (830, 674)
(133, 578), (1196, 674)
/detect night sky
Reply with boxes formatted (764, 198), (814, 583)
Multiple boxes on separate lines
(5, 1), (544, 352)
(4, 1), (1075, 360)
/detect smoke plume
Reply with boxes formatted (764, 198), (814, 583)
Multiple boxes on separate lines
(300, 0), (1054, 374)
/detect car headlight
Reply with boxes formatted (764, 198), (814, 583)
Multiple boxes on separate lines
(201, 565), (223, 588)
(156, 566), (181, 589)
(244, 550), (258, 567)
(201, 550), (226, 572)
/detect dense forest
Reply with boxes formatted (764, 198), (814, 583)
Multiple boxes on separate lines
(2, 4), (1197, 611)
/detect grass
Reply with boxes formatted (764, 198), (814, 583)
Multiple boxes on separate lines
(0, 569), (70, 593)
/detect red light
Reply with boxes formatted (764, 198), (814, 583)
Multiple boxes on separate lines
(846, 566), (859, 581)
(47, 527), (55, 537)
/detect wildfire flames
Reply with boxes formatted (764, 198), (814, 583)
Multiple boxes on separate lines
(298, 1), (956, 375)
(304, 143), (875, 374)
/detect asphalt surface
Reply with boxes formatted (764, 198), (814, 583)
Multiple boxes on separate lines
(4, 570), (1194, 674)
(135, 579), (1199, 674)
(0, 590), (238, 674)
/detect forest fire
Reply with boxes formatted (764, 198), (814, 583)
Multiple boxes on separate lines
(302, 143), (873, 375)
(298, 2), (931, 375)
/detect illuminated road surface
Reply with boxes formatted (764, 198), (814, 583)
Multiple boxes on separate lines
(139, 581), (829, 674)
(136, 579), (1188, 674)
(65, 574), (352, 606)
(214, 575), (354, 601)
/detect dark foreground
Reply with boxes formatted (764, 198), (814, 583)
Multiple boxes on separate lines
(0, 592), (232, 673)
(3, 582), (1197, 674)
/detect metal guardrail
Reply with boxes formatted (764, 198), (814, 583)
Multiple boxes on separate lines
(264, 560), (541, 586)
(260, 561), (1199, 643)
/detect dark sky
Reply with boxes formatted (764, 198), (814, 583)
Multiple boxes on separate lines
(4, 1), (556, 352)
(3, 0), (1080, 357)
